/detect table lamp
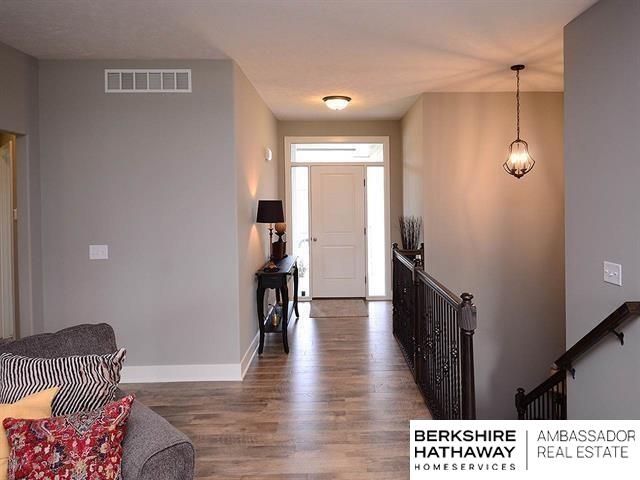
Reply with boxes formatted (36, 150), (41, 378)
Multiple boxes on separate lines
(256, 200), (285, 260)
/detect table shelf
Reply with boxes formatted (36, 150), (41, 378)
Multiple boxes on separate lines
(263, 301), (295, 333)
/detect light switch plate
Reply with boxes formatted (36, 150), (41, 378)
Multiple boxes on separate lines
(603, 261), (622, 286)
(89, 244), (109, 260)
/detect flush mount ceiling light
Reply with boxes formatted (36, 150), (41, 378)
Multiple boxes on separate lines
(322, 95), (351, 110)
(503, 64), (535, 179)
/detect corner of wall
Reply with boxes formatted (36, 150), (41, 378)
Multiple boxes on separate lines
(0, 42), (43, 338)
(400, 94), (424, 218)
(231, 62), (279, 366)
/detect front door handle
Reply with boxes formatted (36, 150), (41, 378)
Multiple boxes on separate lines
(312, 237), (318, 242)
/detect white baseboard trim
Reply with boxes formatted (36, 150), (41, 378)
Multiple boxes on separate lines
(241, 332), (260, 379)
(120, 363), (242, 383)
(119, 333), (261, 384)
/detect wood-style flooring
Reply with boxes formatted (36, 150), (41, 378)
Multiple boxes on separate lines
(124, 301), (430, 479)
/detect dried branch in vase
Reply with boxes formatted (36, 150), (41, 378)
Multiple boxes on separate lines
(399, 215), (422, 251)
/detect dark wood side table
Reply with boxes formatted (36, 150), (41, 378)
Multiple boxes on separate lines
(255, 256), (299, 354)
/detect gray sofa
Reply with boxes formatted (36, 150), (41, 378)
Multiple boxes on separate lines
(0, 323), (195, 480)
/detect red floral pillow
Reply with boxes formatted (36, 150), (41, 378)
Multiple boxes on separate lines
(3, 395), (134, 480)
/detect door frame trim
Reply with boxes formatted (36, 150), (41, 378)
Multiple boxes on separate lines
(0, 134), (18, 339)
(284, 136), (391, 301)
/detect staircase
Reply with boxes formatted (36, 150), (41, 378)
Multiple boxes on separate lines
(515, 302), (640, 419)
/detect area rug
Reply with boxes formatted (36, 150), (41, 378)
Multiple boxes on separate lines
(309, 299), (368, 318)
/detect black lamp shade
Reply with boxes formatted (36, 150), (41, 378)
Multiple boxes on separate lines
(256, 200), (284, 224)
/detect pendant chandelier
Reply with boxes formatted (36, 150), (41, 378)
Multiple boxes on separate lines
(503, 64), (535, 179)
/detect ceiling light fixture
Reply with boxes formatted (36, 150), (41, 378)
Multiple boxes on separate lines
(503, 64), (535, 179)
(323, 95), (351, 110)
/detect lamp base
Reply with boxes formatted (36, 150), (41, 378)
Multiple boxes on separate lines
(271, 240), (287, 261)
(263, 260), (279, 272)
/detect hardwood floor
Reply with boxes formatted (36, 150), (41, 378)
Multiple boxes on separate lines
(124, 301), (430, 479)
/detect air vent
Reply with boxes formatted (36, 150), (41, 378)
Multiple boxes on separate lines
(105, 69), (192, 93)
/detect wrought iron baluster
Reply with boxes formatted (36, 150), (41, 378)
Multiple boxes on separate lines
(392, 247), (476, 420)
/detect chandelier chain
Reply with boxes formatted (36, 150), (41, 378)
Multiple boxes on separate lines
(516, 69), (520, 140)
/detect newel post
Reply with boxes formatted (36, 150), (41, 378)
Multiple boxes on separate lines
(515, 388), (526, 420)
(412, 251), (423, 384)
(392, 243), (398, 290)
(459, 293), (477, 420)
(392, 243), (398, 336)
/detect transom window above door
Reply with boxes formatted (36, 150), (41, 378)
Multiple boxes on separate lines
(291, 143), (383, 163)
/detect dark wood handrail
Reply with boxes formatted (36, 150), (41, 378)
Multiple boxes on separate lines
(516, 301), (640, 420)
(394, 248), (459, 307)
(395, 247), (422, 257)
(520, 369), (565, 405)
(415, 269), (459, 307)
(394, 250), (417, 271)
(555, 301), (640, 369)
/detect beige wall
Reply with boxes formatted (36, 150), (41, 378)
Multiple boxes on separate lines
(233, 64), (279, 359)
(564, 0), (640, 418)
(0, 41), (42, 337)
(401, 96), (424, 218)
(402, 92), (565, 418)
(277, 120), (403, 245)
(38, 60), (241, 367)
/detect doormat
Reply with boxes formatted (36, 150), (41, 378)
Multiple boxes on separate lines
(309, 299), (368, 318)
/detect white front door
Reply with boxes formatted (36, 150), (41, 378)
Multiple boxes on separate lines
(310, 165), (366, 298)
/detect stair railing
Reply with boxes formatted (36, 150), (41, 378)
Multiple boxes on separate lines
(515, 301), (640, 419)
(392, 244), (477, 419)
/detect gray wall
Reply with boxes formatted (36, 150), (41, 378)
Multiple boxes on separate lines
(233, 64), (279, 360)
(0, 41), (42, 337)
(277, 120), (403, 245)
(402, 92), (565, 418)
(564, 0), (640, 418)
(38, 60), (241, 366)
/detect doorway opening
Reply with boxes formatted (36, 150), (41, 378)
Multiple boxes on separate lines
(284, 136), (391, 300)
(0, 132), (18, 339)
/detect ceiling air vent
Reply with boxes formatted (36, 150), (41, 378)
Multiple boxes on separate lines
(104, 69), (192, 93)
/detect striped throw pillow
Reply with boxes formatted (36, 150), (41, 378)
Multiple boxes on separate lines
(0, 349), (126, 416)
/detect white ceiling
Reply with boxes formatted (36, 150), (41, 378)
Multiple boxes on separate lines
(0, 0), (596, 120)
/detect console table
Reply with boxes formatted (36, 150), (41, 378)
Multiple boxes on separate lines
(255, 256), (299, 354)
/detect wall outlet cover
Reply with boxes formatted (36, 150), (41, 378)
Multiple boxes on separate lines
(89, 244), (109, 260)
(603, 261), (622, 286)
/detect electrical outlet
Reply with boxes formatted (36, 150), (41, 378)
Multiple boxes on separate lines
(89, 245), (109, 260)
